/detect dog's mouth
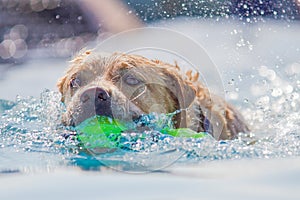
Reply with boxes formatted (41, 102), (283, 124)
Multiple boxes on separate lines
(127, 101), (145, 121)
(69, 104), (145, 127)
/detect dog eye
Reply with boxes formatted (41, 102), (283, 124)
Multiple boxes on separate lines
(70, 77), (81, 88)
(124, 74), (141, 85)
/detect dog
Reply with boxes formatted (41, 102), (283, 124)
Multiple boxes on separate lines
(57, 49), (249, 140)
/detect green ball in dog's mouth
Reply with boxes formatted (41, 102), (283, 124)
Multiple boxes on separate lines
(75, 115), (209, 150)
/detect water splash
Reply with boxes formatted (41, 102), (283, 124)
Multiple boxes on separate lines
(0, 65), (299, 172)
(0, 90), (77, 172)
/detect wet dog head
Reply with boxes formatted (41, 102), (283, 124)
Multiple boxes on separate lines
(58, 50), (249, 140)
(57, 50), (196, 128)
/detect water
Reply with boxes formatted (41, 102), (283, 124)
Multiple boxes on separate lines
(0, 91), (73, 173)
(1, 11), (300, 173)
(1, 60), (299, 173)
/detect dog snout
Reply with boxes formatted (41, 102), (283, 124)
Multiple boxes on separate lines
(80, 87), (113, 118)
(80, 87), (110, 103)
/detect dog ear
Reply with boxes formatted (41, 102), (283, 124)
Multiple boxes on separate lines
(162, 67), (243, 139)
(162, 68), (197, 128)
(225, 103), (250, 138)
(56, 49), (92, 102)
(57, 75), (67, 102)
(197, 94), (250, 140)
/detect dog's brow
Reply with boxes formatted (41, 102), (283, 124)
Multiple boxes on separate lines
(134, 70), (147, 81)
(111, 74), (121, 82)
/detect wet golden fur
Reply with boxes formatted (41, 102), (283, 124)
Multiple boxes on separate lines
(57, 50), (249, 140)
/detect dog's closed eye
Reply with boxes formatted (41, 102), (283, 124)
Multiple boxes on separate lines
(123, 74), (142, 86)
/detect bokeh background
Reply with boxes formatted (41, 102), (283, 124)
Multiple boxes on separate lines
(1, 0), (299, 64)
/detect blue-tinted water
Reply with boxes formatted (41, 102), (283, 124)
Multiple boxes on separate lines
(1, 17), (299, 173)
(1, 60), (299, 173)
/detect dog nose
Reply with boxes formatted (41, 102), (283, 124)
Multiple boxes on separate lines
(80, 87), (113, 118)
(80, 87), (110, 103)
(97, 88), (109, 101)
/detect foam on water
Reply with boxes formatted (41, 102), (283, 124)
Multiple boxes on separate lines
(0, 64), (299, 172)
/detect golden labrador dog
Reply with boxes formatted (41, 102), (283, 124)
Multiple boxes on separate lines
(57, 50), (249, 140)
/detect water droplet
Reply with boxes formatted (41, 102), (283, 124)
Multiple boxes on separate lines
(229, 92), (239, 100)
(284, 85), (293, 94)
(258, 96), (270, 105)
(55, 15), (60, 19)
(266, 69), (276, 81)
(248, 44), (253, 51)
(228, 79), (235, 85)
(0, 39), (16, 59)
(271, 88), (283, 97)
(291, 92), (299, 100)
(238, 74), (243, 81)
(286, 63), (300, 75)
(258, 66), (269, 77)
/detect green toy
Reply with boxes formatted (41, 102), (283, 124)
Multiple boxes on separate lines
(161, 128), (207, 138)
(75, 115), (126, 149)
(75, 115), (208, 149)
